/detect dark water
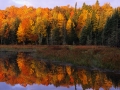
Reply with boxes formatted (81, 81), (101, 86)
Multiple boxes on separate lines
(0, 51), (120, 90)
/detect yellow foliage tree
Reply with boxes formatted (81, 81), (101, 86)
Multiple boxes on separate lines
(57, 12), (65, 28)
(76, 9), (88, 38)
(66, 18), (72, 34)
(34, 16), (46, 44)
(17, 18), (30, 44)
(17, 23), (26, 44)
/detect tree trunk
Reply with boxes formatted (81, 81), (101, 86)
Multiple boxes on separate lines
(38, 34), (42, 45)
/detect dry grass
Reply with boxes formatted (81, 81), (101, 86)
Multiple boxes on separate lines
(0, 45), (120, 71)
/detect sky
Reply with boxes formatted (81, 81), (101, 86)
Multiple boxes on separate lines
(0, 0), (120, 10)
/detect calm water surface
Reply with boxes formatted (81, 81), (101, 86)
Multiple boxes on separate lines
(0, 51), (119, 90)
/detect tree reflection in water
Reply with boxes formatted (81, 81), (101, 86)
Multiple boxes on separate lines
(0, 52), (119, 90)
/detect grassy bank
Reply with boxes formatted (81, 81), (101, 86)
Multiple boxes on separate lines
(0, 45), (120, 71)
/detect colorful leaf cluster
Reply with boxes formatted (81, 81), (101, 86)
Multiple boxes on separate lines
(0, 1), (120, 46)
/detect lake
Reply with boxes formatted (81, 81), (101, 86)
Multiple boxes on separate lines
(0, 51), (119, 90)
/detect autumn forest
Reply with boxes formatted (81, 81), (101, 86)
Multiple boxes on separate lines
(0, 0), (120, 46)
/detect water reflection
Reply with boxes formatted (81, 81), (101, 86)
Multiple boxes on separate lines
(0, 83), (81, 90)
(0, 52), (119, 90)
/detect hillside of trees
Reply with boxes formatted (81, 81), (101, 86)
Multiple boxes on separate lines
(0, 0), (120, 46)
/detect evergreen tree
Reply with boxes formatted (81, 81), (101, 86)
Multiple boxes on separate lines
(79, 18), (92, 45)
(102, 8), (120, 47)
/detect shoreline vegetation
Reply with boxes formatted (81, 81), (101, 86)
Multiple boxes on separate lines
(0, 45), (120, 73)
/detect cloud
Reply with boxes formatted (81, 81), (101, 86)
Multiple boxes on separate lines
(11, 0), (32, 6)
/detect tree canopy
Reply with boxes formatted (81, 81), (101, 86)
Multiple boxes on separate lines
(0, 0), (120, 47)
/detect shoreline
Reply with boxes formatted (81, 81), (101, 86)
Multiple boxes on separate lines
(0, 45), (120, 72)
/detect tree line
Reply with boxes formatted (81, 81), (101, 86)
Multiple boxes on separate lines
(0, 0), (120, 46)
